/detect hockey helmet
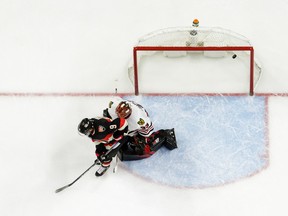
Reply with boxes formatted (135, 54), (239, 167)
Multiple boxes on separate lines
(78, 118), (94, 136)
(116, 101), (132, 119)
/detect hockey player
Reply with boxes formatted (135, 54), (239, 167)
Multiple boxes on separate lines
(103, 97), (178, 161)
(78, 117), (128, 176)
(103, 97), (154, 138)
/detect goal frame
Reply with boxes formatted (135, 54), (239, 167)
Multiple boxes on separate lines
(132, 46), (255, 96)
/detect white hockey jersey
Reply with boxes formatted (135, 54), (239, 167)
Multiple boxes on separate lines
(106, 97), (154, 137)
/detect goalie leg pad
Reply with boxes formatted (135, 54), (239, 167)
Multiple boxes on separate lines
(163, 128), (178, 150)
(149, 136), (166, 152)
(117, 150), (153, 161)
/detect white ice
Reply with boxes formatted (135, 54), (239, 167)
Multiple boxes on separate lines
(0, 0), (288, 216)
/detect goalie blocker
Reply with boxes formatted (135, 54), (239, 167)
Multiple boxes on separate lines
(117, 128), (177, 161)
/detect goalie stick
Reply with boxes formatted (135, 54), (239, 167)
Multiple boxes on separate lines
(113, 155), (119, 173)
(113, 87), (120, 174)
(55, 141), (122, 193)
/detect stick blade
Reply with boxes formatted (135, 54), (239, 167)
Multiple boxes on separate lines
(55, 185), (70, 193)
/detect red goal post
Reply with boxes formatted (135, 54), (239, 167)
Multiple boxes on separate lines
(128, 25), (262, 96)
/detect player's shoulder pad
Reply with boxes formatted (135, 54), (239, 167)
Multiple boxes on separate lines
(112, 118), (128, 130)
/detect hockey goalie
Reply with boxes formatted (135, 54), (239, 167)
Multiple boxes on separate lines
(78, 97), (178, 177)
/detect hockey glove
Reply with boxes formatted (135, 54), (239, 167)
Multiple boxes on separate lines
(94, 159), (101, 165)
(103, 108), (112, 118)
(97, 154), (109, 164)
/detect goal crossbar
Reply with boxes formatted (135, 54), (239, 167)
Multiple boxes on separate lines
(133, 46), (254, 96)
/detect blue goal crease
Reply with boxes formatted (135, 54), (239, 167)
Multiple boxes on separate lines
(122, 95), (268, 188)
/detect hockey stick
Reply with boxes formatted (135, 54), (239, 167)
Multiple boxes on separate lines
(55, 161), (97, 193)
(113, 87), (120, 174)
(55, 141), (123, 193)
(113, 155), (119, 173)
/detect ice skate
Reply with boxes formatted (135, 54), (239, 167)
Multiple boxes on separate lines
(95, 165), (110, 177)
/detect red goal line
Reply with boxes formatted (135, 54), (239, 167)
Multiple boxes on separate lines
(1, 92), (288, 97)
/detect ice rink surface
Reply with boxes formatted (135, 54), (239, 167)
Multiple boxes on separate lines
(122, 95), (268, 188)
(1, 0), (288, 215)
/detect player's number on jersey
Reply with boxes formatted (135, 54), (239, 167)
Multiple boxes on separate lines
(110, 125), (117, 130)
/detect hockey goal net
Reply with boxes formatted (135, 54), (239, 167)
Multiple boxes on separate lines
(128, 23), (262, 95)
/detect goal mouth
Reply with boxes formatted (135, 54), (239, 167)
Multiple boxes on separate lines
(128, 26), (262, 96)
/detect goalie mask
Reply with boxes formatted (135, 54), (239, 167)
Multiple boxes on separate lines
(116, 101), (132, 119)
(78, 118), (94, 136)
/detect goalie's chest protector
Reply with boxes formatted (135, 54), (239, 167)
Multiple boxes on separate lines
(127, 102), (151, 131)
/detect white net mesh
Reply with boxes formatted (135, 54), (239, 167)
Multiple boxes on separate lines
(128, 26), (262, 94)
